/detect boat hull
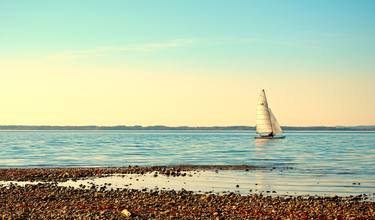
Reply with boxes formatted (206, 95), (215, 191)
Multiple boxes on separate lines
(254, 136), (285, 139)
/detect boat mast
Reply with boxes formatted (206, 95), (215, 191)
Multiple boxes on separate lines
(263, 89), (274, 135)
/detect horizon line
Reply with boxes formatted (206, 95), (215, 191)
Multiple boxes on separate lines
(0, 125), (374, 128)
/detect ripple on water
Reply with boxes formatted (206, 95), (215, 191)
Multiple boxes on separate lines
(0, 130), (374, 196)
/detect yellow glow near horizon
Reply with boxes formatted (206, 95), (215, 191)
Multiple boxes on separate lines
(1, 1), (375, 127)
(0, 57), (374, 126)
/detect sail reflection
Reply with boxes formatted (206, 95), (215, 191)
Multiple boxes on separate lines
(255, 138), (272, 147)
(254, 140), (267, 193)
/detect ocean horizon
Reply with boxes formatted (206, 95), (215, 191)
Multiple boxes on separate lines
(1, 125), (375, 131)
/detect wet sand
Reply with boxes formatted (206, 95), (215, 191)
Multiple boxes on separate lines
(0, 167), (374, 219)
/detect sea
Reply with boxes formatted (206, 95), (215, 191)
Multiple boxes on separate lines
(0, 130), (374, 197)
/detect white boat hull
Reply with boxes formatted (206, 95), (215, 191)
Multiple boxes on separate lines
(254, 135), (285, 139)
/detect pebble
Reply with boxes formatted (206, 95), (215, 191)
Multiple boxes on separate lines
(121, 209), (131, 217)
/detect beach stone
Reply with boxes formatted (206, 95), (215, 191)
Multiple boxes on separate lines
(121, 209), (131, 217)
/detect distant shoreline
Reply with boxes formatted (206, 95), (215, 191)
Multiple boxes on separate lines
(0, 125), (374, 131)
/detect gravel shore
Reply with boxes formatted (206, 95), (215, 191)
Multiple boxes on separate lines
(0, 166), (256, 182)
(0, 167), (374, 219)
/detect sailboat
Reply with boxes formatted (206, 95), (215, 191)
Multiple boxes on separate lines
(255, 89), (285, 139)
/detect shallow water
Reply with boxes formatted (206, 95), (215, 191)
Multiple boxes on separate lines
(58, 170), (374, 199)
(0, 130), (374, 196)
(1, 170), (374, 200)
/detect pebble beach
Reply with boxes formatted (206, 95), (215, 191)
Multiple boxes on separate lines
(1, 167), (374, 219)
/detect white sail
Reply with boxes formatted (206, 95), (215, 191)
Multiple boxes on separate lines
(256, 90), (273, 134)
(269, 108), (283, 134)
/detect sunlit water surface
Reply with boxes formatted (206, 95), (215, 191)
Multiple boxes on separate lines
(0, 130), (374, 197)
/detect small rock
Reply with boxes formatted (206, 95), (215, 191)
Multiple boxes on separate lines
(121, 209), (131, 217)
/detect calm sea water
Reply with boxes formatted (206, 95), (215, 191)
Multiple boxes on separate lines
(0, 130), (374, 169)
(1, 130), (374, 196)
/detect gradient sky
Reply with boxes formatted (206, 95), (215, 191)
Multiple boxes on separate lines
(0, 0), (374, 126)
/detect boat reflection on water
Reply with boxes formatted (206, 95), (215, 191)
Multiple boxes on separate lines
(253, 138), (286, 194)
(254, 138), (272, 147)
(253, 139), (270, 193)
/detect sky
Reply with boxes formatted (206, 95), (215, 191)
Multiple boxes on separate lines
(0, 0), (374, 126)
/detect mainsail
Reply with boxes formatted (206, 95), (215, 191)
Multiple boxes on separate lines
(256, 90), (272, 134)
(256, 90), (283, 135)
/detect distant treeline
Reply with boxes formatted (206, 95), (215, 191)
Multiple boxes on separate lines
(0, 125), (374, 131)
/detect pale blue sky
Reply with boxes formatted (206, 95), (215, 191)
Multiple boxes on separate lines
(1, 1), (374, 55)
(0, 0), (374, 126)
(1, 0), (374, 70)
